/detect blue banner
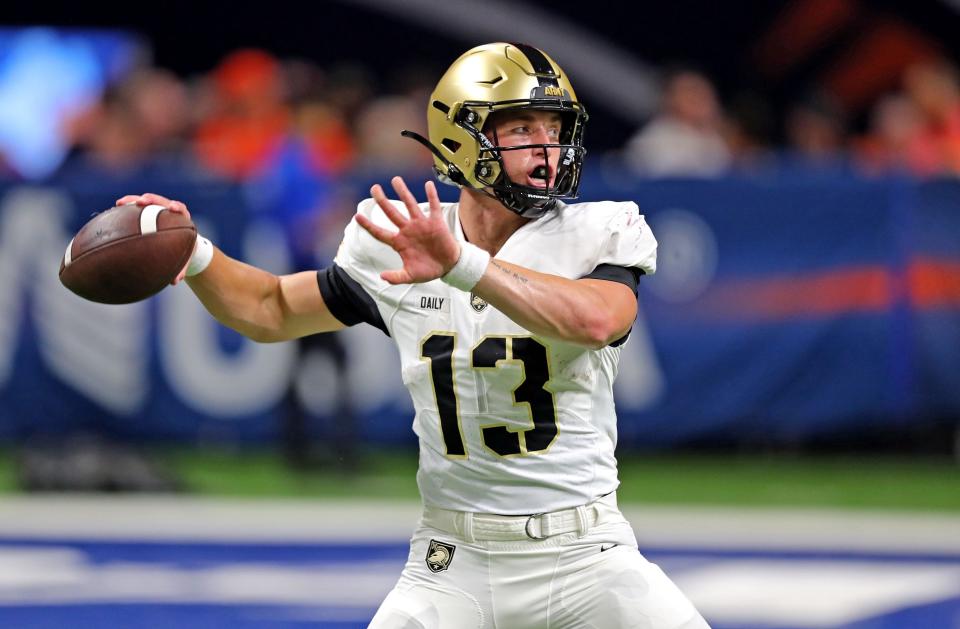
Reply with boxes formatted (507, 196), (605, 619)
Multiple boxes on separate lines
(1, 162), (958, 447)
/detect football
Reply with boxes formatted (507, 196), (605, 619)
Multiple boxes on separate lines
(59, 204), (197, 304)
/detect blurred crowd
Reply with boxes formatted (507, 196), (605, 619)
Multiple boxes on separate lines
(45, 46), (960, 191)
(626, 58), (960, 179)
(63, 49), (437, 181)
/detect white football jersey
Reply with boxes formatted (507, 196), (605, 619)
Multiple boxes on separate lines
(331, 198), (657, 514)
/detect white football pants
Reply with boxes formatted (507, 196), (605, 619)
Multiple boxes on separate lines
(369, 494), (710, 629)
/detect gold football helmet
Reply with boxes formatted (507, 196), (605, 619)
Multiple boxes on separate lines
(403, 42), (588, 217)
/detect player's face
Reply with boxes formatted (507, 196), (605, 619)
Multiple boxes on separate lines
(486, 110), (563, 190)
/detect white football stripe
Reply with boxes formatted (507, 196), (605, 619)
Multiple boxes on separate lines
(139, 204), (166, 235)
(63, 238), (74, 267)
(0, 547), (400, 607)
(674, 559), (960, 627)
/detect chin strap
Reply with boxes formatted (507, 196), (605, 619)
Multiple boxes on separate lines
(400, 130), (470, 187)
(399, 130), (550, 218)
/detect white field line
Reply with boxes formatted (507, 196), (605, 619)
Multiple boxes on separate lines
(0, 496), (958, 554)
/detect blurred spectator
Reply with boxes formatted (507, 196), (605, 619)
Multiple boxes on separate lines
(267, 164), (358, 472)
(354, 94), (433, 170)
(246, 58), (360, 472)
(781, 92), (850, 171)
(324, 62), (377, 129)
(63, 66), (195, 176)
(292, 96), (356, 176)
(193, 49), (290, 181)
(624, 68), (732, 177)
(901, 59), (960, 176)
(855, 93), (927, 175)
(122, 68), (193, 154)
(67, 87), (154, 173)
(250, 131), (360, 471)
(723, 90), (776, 169)
(352, 63), (436, 171)
(285, 58), (356, 175)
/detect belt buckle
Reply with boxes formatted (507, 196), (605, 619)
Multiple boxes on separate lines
(524, 512), (548, 540)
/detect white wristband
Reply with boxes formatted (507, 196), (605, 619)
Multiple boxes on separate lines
(186, 234), (214, 277)
(441, 242), (490, 291)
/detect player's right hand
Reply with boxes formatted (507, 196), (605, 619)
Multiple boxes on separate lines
(115, 192), (195, 285)
(358, 177), (461, 285)
(115, 192), (191, 221)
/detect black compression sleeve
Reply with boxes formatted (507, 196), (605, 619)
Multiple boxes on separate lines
(581, 263), (644, 347)
(582, 263), (643, 295)
(316, 264), (389, 336)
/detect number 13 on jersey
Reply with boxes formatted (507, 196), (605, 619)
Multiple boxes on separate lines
(420, 333), (559, 458)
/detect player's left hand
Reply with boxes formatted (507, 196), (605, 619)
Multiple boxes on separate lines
(358, 176), (461, 285)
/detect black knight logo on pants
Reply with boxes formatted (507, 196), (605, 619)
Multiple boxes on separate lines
(425, 539), (456, 573)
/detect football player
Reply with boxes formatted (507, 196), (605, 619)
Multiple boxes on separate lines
(119, 42), (709, 629)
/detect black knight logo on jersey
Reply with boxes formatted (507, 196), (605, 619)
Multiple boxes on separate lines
(470, 292), (488, 313)
(425, 539), (456, 573)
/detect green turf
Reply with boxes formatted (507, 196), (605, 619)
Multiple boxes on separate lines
(162, 448), (421, 499)
(614, 454), (960, 511)
(0, 450), (15, 493)
(158, 448), (960, 511)
(2, 447), (958, 511)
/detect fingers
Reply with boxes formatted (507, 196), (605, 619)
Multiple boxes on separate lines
(167, 199), (190, 215)
(371, 177), (430, 225)
(391, 176), (425, 219)
(114, 193), (191, 218)
(170, 240), (196, 285)
(424, 181), (442, 218)
(170, 265), (188, 285)
(355, 212), (397, 246)
(381, 269), (413, 285)
(356, 210), (411, 285)
(115, 193), (170, 207)
(370, 184), (408, 228)
(115, 195), (142, 206)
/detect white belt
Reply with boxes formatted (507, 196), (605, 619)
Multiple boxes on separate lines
(421, 493), (619, 542)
